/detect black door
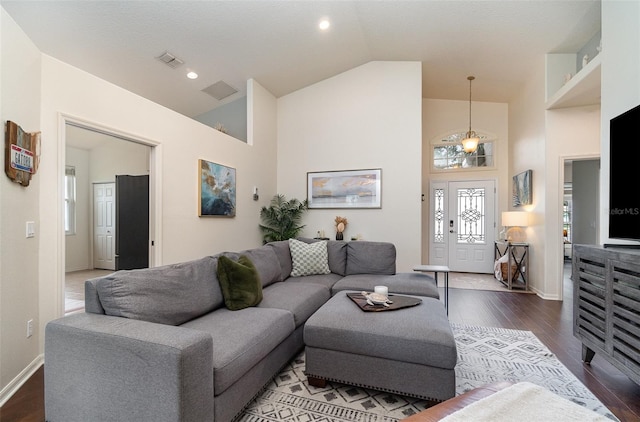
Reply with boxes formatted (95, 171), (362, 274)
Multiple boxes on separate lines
(115, 175), (149, 270)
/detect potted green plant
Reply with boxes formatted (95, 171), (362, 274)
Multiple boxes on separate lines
(259, 194), (308, 243)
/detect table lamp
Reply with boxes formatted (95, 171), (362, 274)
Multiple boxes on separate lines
(501, 211), (528, 242)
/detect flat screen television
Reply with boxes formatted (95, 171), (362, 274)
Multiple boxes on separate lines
(609, 103), (640, 241)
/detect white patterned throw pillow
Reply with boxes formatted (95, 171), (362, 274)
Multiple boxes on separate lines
(288, 238), (331, 277)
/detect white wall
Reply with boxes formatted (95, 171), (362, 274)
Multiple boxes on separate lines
(600, 0), (640, 244)
(509, 64), (599, 300)
(65, 147), (90, 272)
(422, 99), (509, 265)
(511, 61), (601, 300)
(508, 63), (547, 296)
(0, 7), (42, 401)
(544, 105), (600, 299)
(247, 79), (278, 202)
(277, 62), (422, 271)
(89, 138), (149, 183)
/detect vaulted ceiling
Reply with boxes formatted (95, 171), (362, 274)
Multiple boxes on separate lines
(2, 1), (601, 119)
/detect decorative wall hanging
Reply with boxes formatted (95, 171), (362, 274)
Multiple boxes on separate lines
(199, 159), (236, 217)
(4, 120), (41, 187)
(307, 169), (381, 209)
(512, 170), (532, 207)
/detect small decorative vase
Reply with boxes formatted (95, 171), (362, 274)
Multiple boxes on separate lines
(336, 232), (344, 240)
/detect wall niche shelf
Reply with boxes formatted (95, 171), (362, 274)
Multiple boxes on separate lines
(546, 53), (601, 110)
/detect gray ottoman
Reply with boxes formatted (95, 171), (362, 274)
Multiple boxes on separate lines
(303, 291), (457, 402)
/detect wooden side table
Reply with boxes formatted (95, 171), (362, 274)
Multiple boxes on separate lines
(413, 265), (450, 314)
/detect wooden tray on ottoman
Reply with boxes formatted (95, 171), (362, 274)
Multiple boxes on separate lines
(346, 292), (422, 312)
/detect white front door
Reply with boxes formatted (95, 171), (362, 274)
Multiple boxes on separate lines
(93, 182), (116, 270)
(429, 180), (496, 273)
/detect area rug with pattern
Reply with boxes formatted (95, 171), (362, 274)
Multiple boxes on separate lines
(237, 324), (617, 422)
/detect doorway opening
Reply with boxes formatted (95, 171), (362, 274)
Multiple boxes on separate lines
(560, 157), (600, 293)
(63, 119), (158, 314)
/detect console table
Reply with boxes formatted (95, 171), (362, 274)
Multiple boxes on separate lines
(494, 241), (529, 290)
(573, 244), (640, 386)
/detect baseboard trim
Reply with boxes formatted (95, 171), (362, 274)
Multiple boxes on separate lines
(0, 354), (44, 407)
(531, 286), (561, 301)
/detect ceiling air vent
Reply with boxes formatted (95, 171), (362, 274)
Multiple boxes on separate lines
(202, 81), (238, 101)
(155, 51), (184, 69)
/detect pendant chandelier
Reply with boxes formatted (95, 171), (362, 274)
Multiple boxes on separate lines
(461, 76), (479, 153)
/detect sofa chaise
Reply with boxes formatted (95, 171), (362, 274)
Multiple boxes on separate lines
(44, 239), (444, 422)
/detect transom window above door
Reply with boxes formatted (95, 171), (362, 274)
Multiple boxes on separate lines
(432, 131), (495, 171)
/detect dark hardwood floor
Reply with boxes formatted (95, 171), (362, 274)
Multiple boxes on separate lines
(0, 365), (44, 422)
(2, 268), (639, 422)
(446, 268), (640, 422)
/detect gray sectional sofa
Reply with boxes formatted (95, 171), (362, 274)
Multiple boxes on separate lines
(45, 239), (442, 422)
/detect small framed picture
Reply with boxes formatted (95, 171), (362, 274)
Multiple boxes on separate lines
(512, 170), (532, 207)
(307, 169), (382, 209)
(199, 159), (236, 217)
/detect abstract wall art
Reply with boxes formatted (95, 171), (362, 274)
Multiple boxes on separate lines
(199, 159), (236, 217)
(512, 169), (532, 207)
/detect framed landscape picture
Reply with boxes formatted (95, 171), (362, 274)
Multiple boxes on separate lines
(307, 168), (382, 209)
(199, 159), (236, 217)
(512, 169), (532, 207)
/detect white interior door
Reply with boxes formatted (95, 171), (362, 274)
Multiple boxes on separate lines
(429, 180), (496, 273)
(93, 182), (116, 270)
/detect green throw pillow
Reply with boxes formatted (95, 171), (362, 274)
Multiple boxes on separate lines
(217, 255), (263, 311)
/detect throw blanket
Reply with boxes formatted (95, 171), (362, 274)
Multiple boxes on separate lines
(441, 382), (610, 422)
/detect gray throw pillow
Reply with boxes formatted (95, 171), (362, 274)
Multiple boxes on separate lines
(266, 240), (293, 280)
(224, 246), (282, 287)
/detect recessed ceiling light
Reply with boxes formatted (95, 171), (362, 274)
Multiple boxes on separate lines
(319, 19), (330, 30)
(187, 71), (198, 79)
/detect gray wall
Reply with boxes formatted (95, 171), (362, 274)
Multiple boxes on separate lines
(572, 159), (600, 245)
(194, 96), (247, 142)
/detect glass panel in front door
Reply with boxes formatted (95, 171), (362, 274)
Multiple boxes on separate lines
(434, 188), (445, 243)
(456, 188), (485, 244)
